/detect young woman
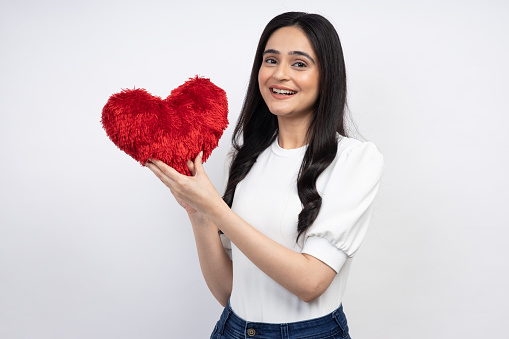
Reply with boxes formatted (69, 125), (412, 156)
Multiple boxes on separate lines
(146, 12), (384, 339)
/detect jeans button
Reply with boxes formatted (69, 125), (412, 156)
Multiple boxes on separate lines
(247, 328), (256, 336)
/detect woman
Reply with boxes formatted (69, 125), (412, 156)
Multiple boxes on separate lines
(146, 12), (383, 339)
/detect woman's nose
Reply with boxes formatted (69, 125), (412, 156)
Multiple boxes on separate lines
(273, 64), (290, 81)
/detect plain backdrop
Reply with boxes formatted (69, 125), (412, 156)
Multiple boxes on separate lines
(1, 0), (508, 338)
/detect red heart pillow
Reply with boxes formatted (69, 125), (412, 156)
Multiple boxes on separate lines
(101, 76), (228, 175)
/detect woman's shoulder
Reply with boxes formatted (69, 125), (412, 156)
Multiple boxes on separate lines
(337, 134), (382, 154)
(334, 135), (384, 171)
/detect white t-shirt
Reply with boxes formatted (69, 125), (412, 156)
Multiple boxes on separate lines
(220, 135), (384, 323)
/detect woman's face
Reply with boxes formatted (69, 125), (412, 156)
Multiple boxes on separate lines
(258, 26), (320, 123)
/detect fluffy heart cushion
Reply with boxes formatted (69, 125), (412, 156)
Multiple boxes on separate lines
(101, 76), (228, 175)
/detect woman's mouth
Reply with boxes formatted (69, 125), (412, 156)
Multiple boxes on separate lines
(271, 88), (297, 96)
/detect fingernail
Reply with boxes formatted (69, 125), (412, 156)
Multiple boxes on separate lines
(199, 151), (203, 158)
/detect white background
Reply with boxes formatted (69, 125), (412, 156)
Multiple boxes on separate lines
(1, 0), (508, 338)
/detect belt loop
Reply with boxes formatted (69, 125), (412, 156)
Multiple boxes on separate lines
(280, 323), (289, 338)
(218, 300), (233, 335)
(332, 312), (343, 332)
(332, 304), (348, 334)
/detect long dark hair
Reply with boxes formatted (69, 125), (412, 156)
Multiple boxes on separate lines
(223, 12), (348, 241)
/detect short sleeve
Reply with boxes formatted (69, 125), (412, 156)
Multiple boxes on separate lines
(219, 150), (235, 260)
(301, 141), (384, 272)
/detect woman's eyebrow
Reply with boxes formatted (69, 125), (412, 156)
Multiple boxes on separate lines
(263, 49), (316, 64)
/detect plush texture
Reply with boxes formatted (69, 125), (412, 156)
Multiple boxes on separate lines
(101, 76), (228, 175)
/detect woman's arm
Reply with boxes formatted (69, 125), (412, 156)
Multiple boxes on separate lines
(188, 213), (232, 306)
(149, 159), (232, 306)
(146, 154), (336, 302)
(209, 201), (336, 302)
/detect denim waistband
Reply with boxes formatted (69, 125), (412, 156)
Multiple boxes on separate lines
(214, 300), (350, 339)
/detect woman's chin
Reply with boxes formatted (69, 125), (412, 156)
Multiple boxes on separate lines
(268, 106), (293, 117)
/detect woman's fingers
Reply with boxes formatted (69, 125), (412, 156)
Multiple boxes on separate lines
(145, 161), (173, 187)
(146, 153), (218, 214)
(147, 162), (199, 215)
(150, 159), (182, 181)
(187, 160), (196, 176)
(193, 151), (204, 175)
(149, 152), (203, 179)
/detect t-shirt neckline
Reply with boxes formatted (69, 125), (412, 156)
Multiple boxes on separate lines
(270, 137), (308, 158)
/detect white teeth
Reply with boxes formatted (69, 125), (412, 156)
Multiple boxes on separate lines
(272, 88), (296, 95)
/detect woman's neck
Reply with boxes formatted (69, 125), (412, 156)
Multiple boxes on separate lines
(276, 116), (311, 149)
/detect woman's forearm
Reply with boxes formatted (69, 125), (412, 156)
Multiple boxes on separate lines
(204, 200), (336, 303)
(189, 212), (233, 306)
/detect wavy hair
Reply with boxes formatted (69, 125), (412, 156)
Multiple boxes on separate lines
(223, 12), (348, 241)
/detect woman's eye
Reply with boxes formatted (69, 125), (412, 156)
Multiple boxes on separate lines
(293, 61), (307, 68)
(265, 58), (277, 64)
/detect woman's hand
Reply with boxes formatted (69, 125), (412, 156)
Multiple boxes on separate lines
(173, 190), (198, 215)
(145, 152), (223, 217)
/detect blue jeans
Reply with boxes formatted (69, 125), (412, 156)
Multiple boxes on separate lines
(210, 300), (351, 339)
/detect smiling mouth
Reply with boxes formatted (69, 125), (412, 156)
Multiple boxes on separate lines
(271, 88), (297, 95)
